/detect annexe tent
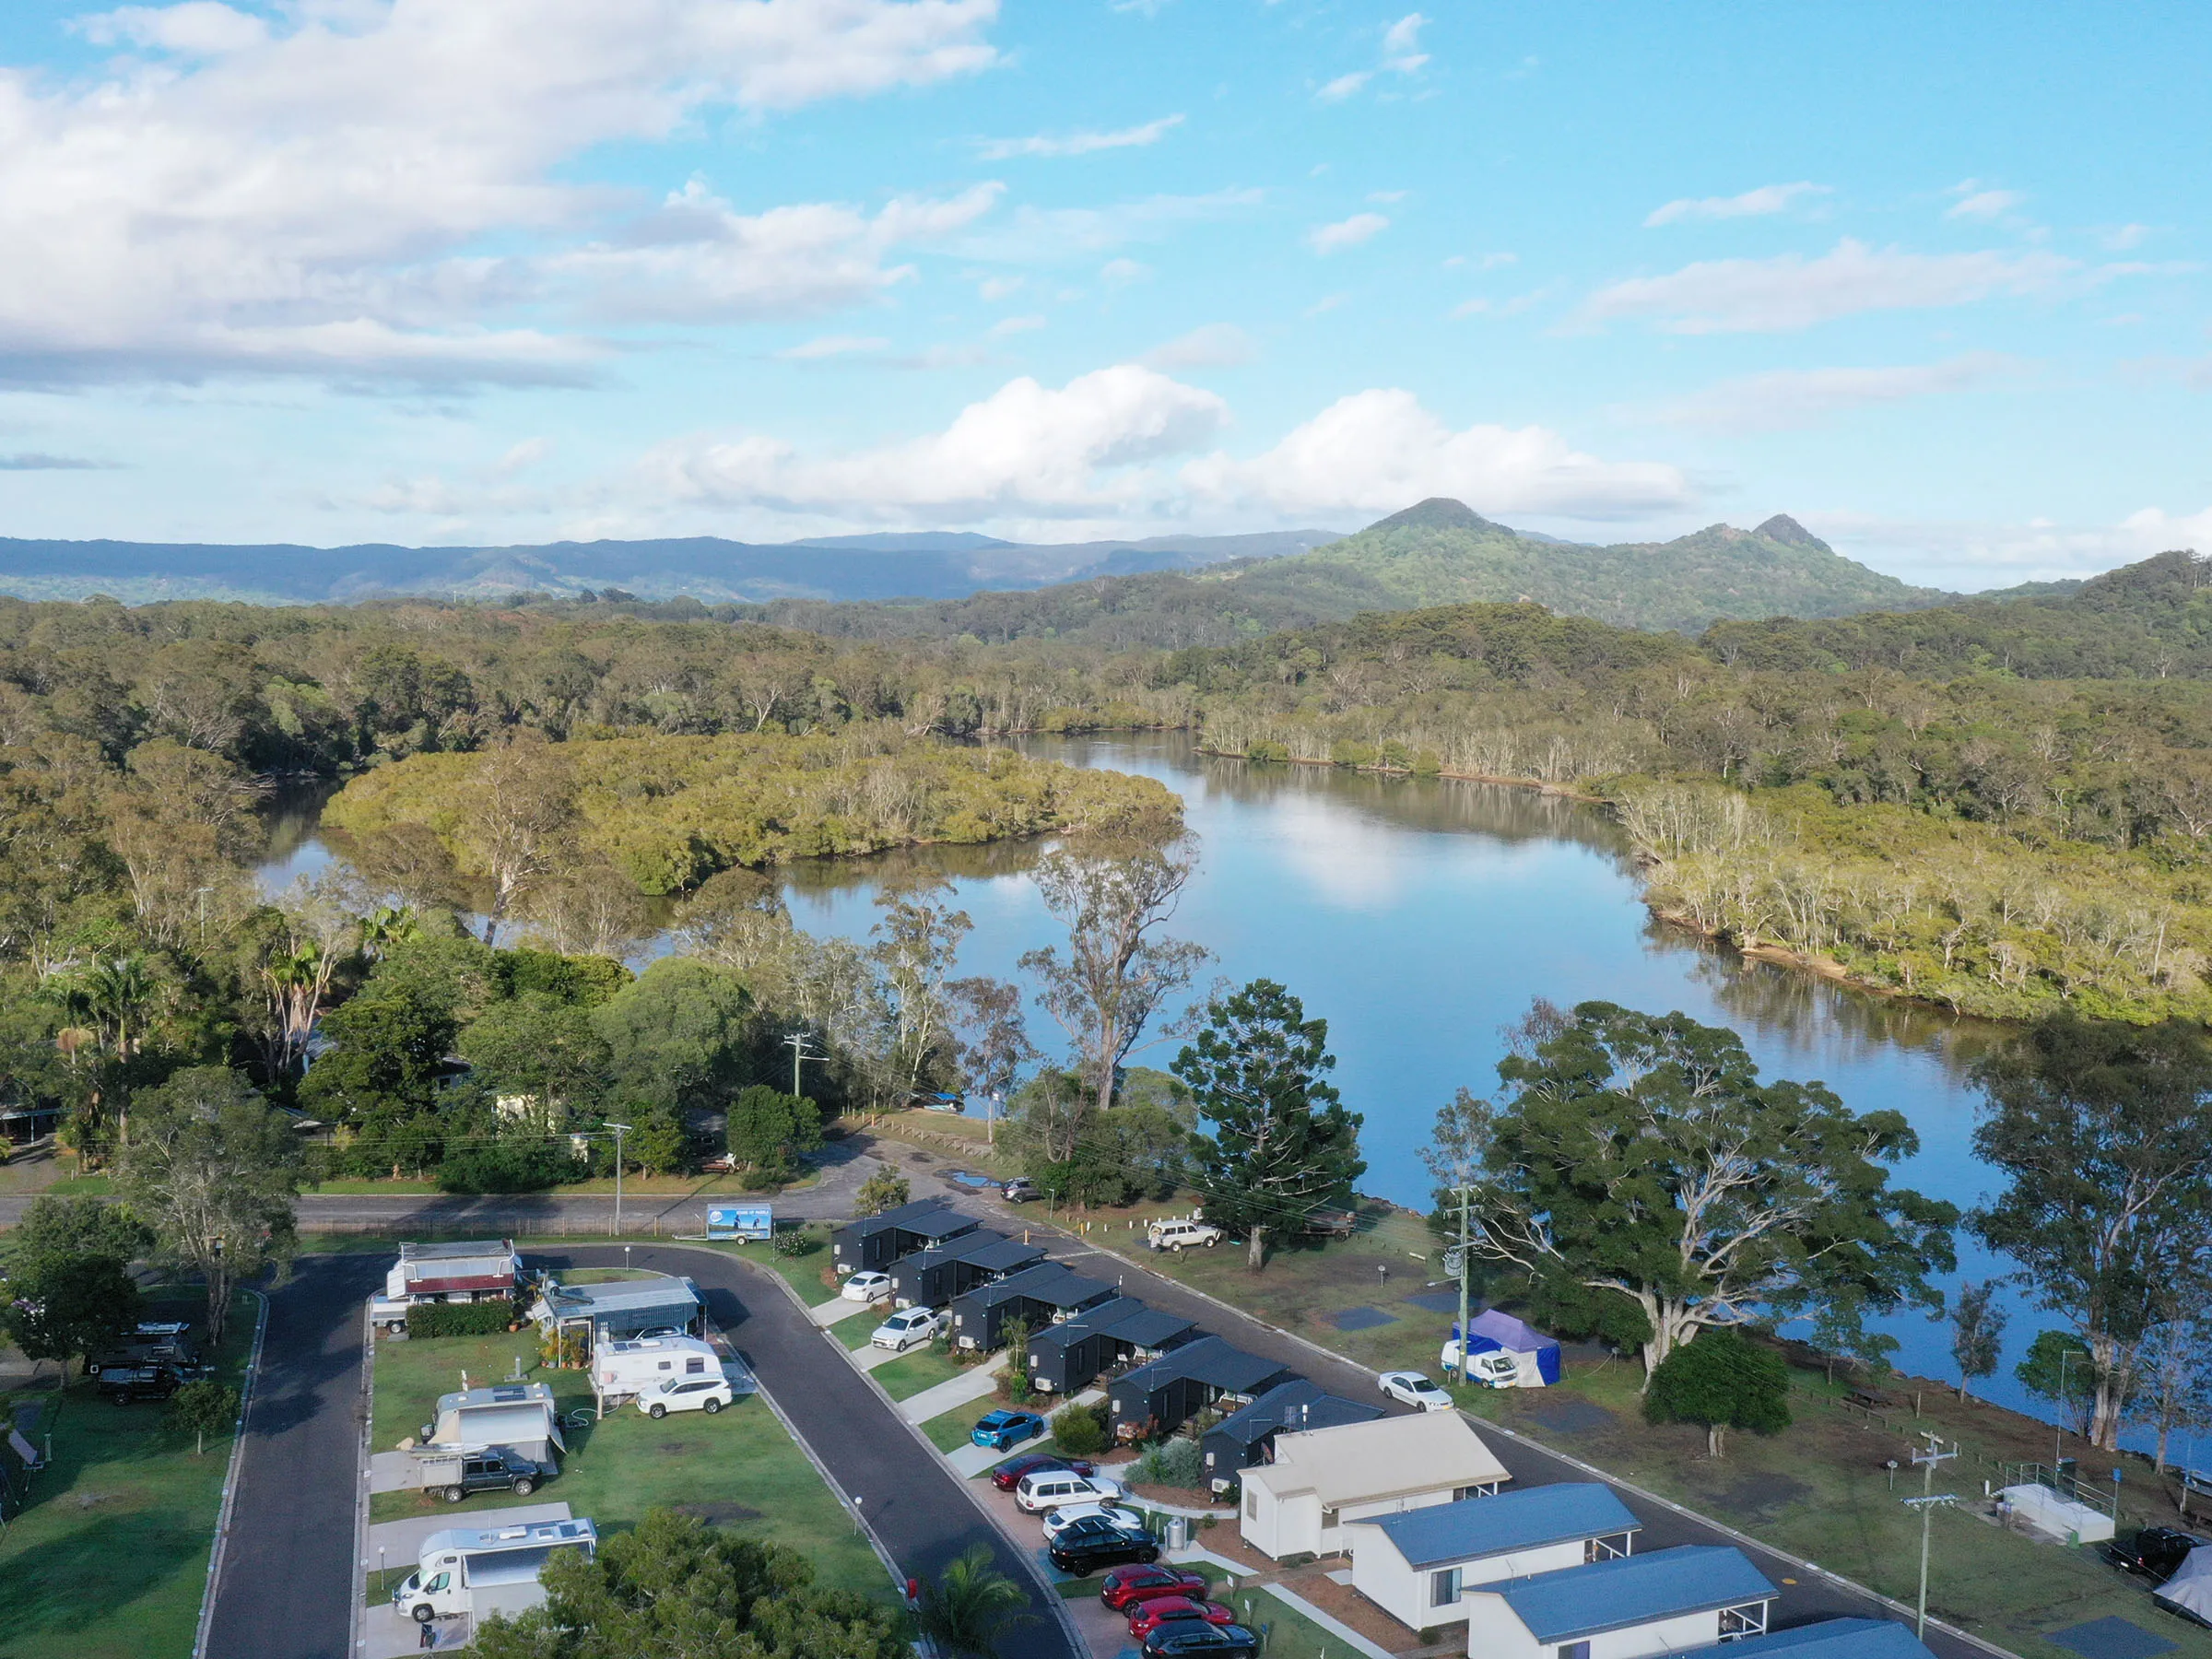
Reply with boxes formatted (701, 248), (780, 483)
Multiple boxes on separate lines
(2158, 1545), (2212, 1627)
(1452, 1310), (1562, 1386)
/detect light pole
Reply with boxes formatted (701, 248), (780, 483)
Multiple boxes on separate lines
(606, 1123), (630, 1238)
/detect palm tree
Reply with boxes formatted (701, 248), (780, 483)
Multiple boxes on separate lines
(914, 1543), (1032, 1659)
(46, 953), (159, 1154)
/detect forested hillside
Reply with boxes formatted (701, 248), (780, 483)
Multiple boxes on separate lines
(747, 498), (1950, 644)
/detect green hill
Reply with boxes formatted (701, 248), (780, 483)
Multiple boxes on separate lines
(748, 499), (1951, 644)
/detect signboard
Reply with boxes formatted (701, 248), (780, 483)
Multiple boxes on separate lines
(707, 1204), (772, 1242)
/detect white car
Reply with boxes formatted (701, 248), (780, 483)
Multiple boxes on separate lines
(639, 1375), (735, 1418)
(841, 1271), (893, 1303)
(1015, 1469), (1127, 1513)
(1379, 1370), (1455, 1412)
(1041, 1501), (1148, 1544)
(1147, 1218), (1224, 1253)
(870, 1307), (949, 1351)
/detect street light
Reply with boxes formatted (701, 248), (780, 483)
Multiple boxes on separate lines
(606, 1123), (631, 1238)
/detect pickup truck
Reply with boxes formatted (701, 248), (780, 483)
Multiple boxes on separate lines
(101, 1366), (184, 1405)
(412, 1447), (553, 1503)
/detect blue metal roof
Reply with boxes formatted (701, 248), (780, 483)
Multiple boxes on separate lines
(1493, 1546), (1776, 1641)
(1365, 1483), (1640, 1570)
(1675, 1620), (1935, 1659)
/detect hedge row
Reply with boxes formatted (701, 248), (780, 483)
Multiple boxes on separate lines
(406, 1300), (522, 1337)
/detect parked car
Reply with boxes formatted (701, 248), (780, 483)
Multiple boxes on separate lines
(1301, 1206), (1358, 1239)
(2108, 1527), (2207, 1581)
(870, 1307), (949, 1352)
(1439, 1340), (1524, 1389)
(88, 1341), (208, 1381)
(971, 1409), (1047, 1452)
(1146, 1218), (1223, 1253)
(639, 1375), (735, 1418)
(1129, 1598), (1240, 1640)
(1379, 1370), (1454, 1411)
(1050, 1524), (1160, 1576)
(1041, 1502), (1148, 1545)
(841, 1271), (893, 1303)
(421, 1449), (550, 1503)
(1002, 1177), (1041, 1203)
(100, 1366), (182, 1405)
(1016, 1468), (1127, 1513)
(990, 1453), (1096, 1491)
(1143, 1622), (1258, 1658)
(1100, 1564), (1210, 1610)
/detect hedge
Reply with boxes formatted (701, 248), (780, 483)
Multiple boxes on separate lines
(406, 1300), (521, 1337)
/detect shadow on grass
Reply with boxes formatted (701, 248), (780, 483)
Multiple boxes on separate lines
(0, 1512), (208, 1645)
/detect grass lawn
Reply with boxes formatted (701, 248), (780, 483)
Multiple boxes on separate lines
(366, 1330), (888, 1599)
(1227, 1588), (1351, 1659)
(869, 1347), (967, 1402)
(751, 1229), (843, 1309)
(924, 1396), (1004, 1453)
(0, 1289), (258, 1659)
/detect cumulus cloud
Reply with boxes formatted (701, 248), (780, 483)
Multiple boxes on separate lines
(1647, 353), (2025, 432)
(1580, 238), (2083, 333)
(1643, 182), (1830, 227)
(976, 113), (1182, 159)
(0, 0), (1002, 385)
(1315, 71), (1371, 102)
(1182, 388), (1690, 522)
(1309, 213), (1390, 254)
(1812, 506), (2212, 590)
(1141, 324), (1256, 370)
(647, 364), (1230, 520)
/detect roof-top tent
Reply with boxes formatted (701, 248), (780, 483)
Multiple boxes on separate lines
(1201, 1379), (1383, 1490)
(888, 1229), (1028, 1308)
(830, 1201), (978, 1277)
(1451, 1309), (1562, 1386)
(1027, 1298), (1201, 1395)
(947, 1263), (1119, 1351)
(1107, 1334), (1299, 1441)
(530, 1276), (702, 1352)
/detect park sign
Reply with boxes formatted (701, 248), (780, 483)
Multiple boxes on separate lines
(708, 1204), (772, 1242)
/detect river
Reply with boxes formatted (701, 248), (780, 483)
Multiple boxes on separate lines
(258, 735), (2136, 1441)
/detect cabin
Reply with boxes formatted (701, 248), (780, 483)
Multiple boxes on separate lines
(1239, 1411), (1511, 1561)
(1106, 1335), (1299, 1441)
(1345, 1482), (1640, 1632)
(947, 1263), (1119, 1351)
(888, 1230), (1045, 1309)
(1201, 1379), (1384, 1493)
(1025, 1298), (1200, 1394)
(1458, 1545), (1776, 1659)
(831, 1201), (979, 1277)
(529, 1276), (701, 1354)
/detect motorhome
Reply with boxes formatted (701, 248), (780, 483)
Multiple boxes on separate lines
(593, 1335), (721, 1401)
(390, 1517), (596, 1625)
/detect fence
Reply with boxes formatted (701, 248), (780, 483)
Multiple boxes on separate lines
(2001, 1461), (2120, 1519)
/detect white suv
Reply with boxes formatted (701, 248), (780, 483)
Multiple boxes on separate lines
(640, 1375), (735, 1418)
(1015, 1469), (1127, 1513)
(1147, 1218), (1224, 1253)
(870, 1307), (949, 1351)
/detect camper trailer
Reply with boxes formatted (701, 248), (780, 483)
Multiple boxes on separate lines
(594, 1336), (721, 1402)
(390, 1517), (596, 1625)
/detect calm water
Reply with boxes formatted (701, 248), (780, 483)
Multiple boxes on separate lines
(260, 735), (2148, 1440)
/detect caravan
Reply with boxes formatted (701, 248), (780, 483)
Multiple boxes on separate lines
(594, 1336), (720, 1400)
(390, 1517), (596, 1625)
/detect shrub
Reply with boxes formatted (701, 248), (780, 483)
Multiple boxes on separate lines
(1411, 749), (1444, 777)
(1052, 1400), (1109, 1457)
(1130, 1435), (1205, 1489)
(437, 1140), (582, 1194)
(1245, 739), (1289, 763)
(407, 1299), (521, 1338)
(1329, 740), (1378, 770)
(771, 1227), (818, 1259)
(856, 1171), (911, 1216)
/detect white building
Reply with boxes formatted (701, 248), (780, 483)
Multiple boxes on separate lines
(1239, 1411), (1510, 1561)
(1345, 1482), (1640, 1633)
(1459, 1544), (1776, 1659)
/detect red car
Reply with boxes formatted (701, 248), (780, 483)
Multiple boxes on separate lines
(989, 1453), (1097, 1493)
(1100, 1564), (1210, 1611)
(1128, 1597), (1237, 1640)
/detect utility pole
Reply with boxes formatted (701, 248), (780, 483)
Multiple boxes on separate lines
(1905, 1431), (1959, 1639)
(607, 1122), (630, 1238)
(1442, 1184), (1472, 1382)
(784, 1033), (823, 1100)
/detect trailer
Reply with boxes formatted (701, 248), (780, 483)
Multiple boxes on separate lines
(706, 1204), (772, 1242)
(390, 1517), (596, 1625)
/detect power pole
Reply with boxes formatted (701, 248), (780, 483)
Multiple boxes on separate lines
(1905, 1431), (1959, 1639)
(784, 1033), (823, 1100)
(1441, 1185), (1472, 1382)
(607, 1122), (630, 1238)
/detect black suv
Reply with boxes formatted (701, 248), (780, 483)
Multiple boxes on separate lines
(2108, 1527), (2206, 1581)
(1142, 1624), (1259, 1659)
(1050, 1523), (1159, 1576)
(101, 1366), (184, 1405)
(431, 1451), (551, 1502)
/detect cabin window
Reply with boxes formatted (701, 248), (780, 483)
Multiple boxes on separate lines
(1322, 1506), (1340, 1528)
(1245, 1490), (1260, 1520)
(1558, 1643), (1591, 1659)
(1720, 1605), (1769, 1638)
(687, 1358), (706, 1374)
(1587, 1532), (1632, 1561)
(1430, 1568), (1463, 1607)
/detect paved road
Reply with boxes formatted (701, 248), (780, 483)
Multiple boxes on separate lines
(203, 1253), (379, 1659)
(204, 1235), (1077, 1659)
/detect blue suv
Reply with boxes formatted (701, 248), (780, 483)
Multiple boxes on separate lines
(970, 1409), (1046, 1452)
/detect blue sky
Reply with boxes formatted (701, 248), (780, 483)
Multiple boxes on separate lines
(0, 1), (2206, 588)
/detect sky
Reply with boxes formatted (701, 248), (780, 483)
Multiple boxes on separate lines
(0, 1), (2207, 590)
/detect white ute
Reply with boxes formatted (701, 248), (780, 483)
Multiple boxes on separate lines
(1146, 1217), (1223, 1253)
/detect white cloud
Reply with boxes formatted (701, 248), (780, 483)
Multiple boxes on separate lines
(1316, 70), (1371, 101)
(1451, 290), (1541, 320)
(1308, 212), (1389, 254)
(1382, 13), (1430, 73)
(1140, 323), (1255, 370)
(1368, 190), (1409, 204)
(1444, 252), (1516, 271)
(647, 364), (1230, 520)
(2102, 223), (2152, 251)
(1304, 294), (1347, 317)
(987, 313), (1045, 335)
(977, 275), (1026, 301)
(774, 334), (892, 360)
(1581, 238), (2083, 333)
(1946, 184), (2027, 221)
(1809, 506), (2212, 589)
(1182, 388), (1690, 522)
(1, 0), (1002, 385)
(494, 437), (554, 475)
(976, 112), (1182, 159)
(1100, 258), (1152, 287)
(1645, 353), (2024, 432)
(954, 189), (1262, 264)
(1643, 182), (1830, 228)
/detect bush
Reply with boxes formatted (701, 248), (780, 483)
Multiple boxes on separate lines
(407, 1299), (521, 1337)
(1329, 740), (1378, 770)
(1130, 1435), (1205, 1489)
(771, 1227), (818, 1259)
(1052, 1400), (1109, 1457)
(437, 1140), (582, 1194)
(1245, 739), (1289, 763)
(1642, 1326), (1791, 1455)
